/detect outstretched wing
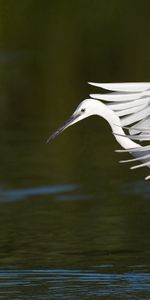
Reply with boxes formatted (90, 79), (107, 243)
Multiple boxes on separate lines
(89, 82), (150, 179)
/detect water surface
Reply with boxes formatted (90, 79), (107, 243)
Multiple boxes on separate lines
(0, 1), (150, 299)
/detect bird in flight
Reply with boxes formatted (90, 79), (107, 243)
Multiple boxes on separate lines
(47, 82), (150, 180)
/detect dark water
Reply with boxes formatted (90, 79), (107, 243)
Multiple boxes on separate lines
(0, 1), (150, 299)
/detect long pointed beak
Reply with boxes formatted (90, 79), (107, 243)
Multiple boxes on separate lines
(46, 114), (80, 143)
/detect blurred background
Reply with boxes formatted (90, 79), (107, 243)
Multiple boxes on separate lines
(0, 1), (150, 299)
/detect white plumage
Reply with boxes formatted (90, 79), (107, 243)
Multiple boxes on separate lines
(90, 82), (150, 179)
(47, 82), (150, 180)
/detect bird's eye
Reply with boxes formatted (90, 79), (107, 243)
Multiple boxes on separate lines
(81, 108), (86, 113)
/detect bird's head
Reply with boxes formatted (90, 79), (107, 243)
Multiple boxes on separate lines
(46, 99), (101, 143)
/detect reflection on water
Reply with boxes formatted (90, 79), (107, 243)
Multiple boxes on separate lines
(0, 1), (150, 299)
(121, 180), (150, 199)
(0, 180), (150, 299)
(0, 184), (77, 202)
(56, 194), (93, 201)
(0, 266), (150, 299)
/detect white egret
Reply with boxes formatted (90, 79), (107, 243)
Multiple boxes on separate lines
(47, 82), (150, 180)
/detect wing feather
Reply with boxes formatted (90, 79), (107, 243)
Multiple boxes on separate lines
(120, 153), (150, 163)
(116, 104), (147, 118)
(130, 161), (150, 169)
(89, 82), (150, 178)
(108, 99), (148, 110)
(129, 116), (150, 135)
(121, 106), (150, 126)
(89, 82), (150, 92)
(90, 92), (142, 101)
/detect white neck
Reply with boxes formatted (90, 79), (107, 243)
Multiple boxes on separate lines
(96, 101), (141, 150)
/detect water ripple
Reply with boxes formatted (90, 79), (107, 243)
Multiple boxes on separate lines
(0, 184), (78, 202)
(121, 180), (150, 199)
(0, 268), (150, 299)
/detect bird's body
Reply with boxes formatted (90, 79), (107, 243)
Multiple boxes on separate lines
(47, 82), (150, 180)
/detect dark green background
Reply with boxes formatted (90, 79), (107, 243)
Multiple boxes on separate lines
(0, 1), (150, 299)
